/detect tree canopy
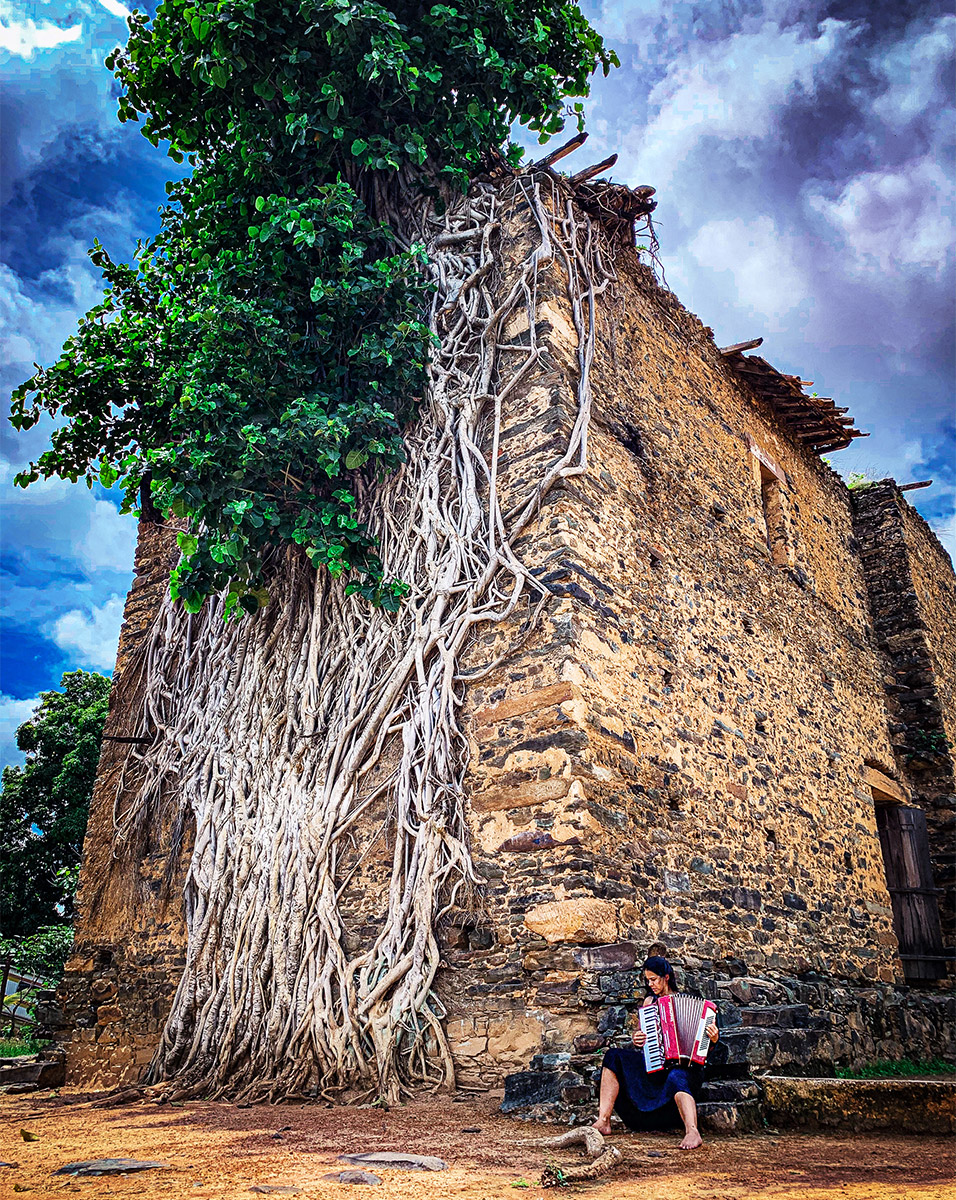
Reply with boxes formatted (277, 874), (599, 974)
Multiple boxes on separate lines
(10, 1), (616, 616)
(0, 672), (110, 937)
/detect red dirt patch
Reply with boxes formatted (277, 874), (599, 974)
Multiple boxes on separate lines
(1, 1089), (953, 1199)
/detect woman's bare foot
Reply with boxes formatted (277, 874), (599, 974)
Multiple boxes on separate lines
(680, 1128), (703, 1149)
(592, 1118), (612, 1136)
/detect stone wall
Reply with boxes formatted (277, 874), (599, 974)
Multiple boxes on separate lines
(438, 187), (922, 1084)
(851, 481), (956, 950)
(52, 175), (954, 1091)
(43, 521), (193, 1087)
(498, 954), (956, 1128)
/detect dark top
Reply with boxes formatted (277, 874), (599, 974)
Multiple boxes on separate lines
(602, 1044), (704, 1132)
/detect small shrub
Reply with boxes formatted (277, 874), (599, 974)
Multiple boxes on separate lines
(837, 1058), (956, 1079)
(0, 1035), (48, 1057)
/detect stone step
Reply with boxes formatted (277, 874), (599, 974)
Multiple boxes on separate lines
(0, 1056), (65, 1089)
(699, 1079), (762, 1103)
(739, 1004), (810, 1028)
(761, 1076), (956, 1135)
(698, 1100), (763, 1133)
(500, 1069), (587, 1115)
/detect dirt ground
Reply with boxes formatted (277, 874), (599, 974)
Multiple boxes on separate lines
(1, 1090), (953, 1200)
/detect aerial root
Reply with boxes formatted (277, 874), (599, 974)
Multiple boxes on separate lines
(109, 173), (616, 1103)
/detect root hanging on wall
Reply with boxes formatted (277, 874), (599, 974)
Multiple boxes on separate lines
(109, 174), (616, 1103)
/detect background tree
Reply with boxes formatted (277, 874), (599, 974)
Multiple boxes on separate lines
(0, 671), (110, 938)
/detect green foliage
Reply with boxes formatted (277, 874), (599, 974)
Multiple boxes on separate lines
(0, 673), (110, 938)
(0, 925), (75, 984)
(0, 1035), (49, 1057)
(10, 0), (614, 614)
(837, 1058), (955, 1078)
(846, 471), (876, 491)
(109, 0), (615, 178)
(905, 727), (951, 759)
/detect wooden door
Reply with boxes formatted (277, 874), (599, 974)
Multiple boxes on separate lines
(875, 803), (945, 981)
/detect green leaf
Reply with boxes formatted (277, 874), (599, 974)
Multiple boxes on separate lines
(98, 462), (119, 489)
(177, 532), (199, 558)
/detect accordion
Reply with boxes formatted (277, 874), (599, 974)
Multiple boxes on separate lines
(637, 994), (716, 1072)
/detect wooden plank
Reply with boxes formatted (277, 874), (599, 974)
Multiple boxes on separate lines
(734, 363), (777, 377)
(865, 765), (908, 803)
(900, 480), (932, 491)
(746, 435), (786, 484)
(875, 803), (945, 980)
(527, 131), (588, 171)
(719, 338), (763, 356)
(570, 153), (619, 184)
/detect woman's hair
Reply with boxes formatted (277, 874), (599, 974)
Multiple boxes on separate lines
(642, 955), (674, 988)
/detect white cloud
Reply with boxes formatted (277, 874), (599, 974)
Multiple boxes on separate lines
(930, 512), (956, 565)
(804, 157), (954, 278)
(621, 17), (852, 197)
(50, 595), (125, 670)
(0, 11), (82, 58)
(0, 0), (138, 205)
(0, 457), (137, 580)
(82, 499), (138, 573)
(94, 0), (131, 18)
(869, 16), (956, 131)
(0, 248), (108, 390)
(679, 215), (811, 335)
(0, 693), (41, 774)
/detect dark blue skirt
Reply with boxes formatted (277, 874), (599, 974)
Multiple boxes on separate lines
(602, 1046), (702, 1131)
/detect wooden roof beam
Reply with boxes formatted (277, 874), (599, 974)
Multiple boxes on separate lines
(570, 153), (619, 184)
(719, 338), (764, 356)
(527, 131), (588, 171)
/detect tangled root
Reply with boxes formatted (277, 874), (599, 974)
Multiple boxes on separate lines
(523, 1127), (625, 1186)
(110, 173), (616, 1104)
(541, 1147), (623, 1186)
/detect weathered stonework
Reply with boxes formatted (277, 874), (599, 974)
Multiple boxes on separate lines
(50, 175), (955, 1091)
(47, 523), (192, 1087)
(852, 481), (956, 947)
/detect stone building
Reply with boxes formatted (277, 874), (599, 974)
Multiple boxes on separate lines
(43, 170), (954, 1098)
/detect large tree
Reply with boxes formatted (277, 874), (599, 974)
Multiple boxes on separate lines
(8, 0), (619, 1101)
(12, 0), (615, 617)
(0, 672), (110, 937)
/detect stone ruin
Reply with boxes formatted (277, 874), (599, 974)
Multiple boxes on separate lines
(38, 165), (955, 1124)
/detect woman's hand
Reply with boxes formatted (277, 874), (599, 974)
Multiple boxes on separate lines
(706, 1021), (719, 1044)
(631, 1028), (647, 1049)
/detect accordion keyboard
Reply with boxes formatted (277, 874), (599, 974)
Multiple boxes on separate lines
(637, 1005), (666, 1072)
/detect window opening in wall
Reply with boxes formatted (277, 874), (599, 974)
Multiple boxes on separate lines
(747, 436), (794, 567)
(760, 466), (790, 565)
(872, 790), (946, 981)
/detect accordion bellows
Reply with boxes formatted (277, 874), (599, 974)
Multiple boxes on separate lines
(637, 994), (716, 1072)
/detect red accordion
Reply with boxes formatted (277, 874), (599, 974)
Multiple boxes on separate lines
(637, 994), (716, 1072)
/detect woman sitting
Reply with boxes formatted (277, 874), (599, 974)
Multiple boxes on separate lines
(592, 955), (718, 1149)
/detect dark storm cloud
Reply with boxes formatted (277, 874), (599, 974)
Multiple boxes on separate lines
(581, 0), (954, 553)
(0, 0), (952, 769)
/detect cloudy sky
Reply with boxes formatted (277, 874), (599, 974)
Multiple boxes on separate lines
(1, 0), (953, 769)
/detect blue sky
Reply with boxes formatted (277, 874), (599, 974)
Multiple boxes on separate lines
(1, 0), (954, 770)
